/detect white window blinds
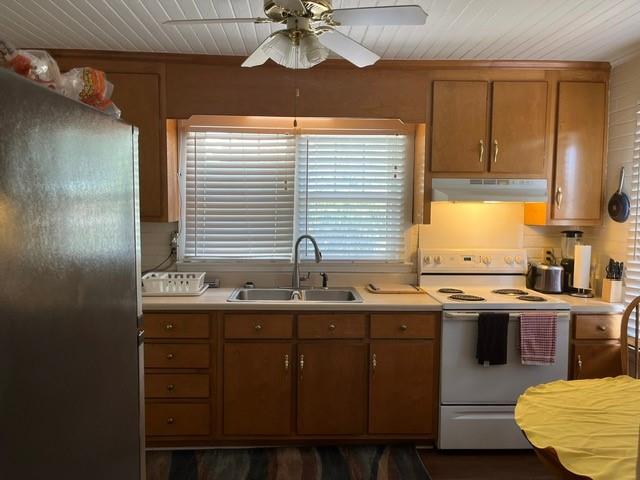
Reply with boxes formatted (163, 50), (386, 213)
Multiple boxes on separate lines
(184, 131), (296, 259)
(295, 134), (409, 261)
(626, 106), (640, 336)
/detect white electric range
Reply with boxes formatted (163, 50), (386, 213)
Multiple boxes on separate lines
(418, 249), (570, 450)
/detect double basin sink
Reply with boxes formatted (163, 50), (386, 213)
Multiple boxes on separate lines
(227, 287), (363, 303)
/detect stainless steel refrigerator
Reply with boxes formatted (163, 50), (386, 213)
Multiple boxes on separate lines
(0, 69), (144, 479)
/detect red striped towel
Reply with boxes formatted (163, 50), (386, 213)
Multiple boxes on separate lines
(520, 312), (557, 365)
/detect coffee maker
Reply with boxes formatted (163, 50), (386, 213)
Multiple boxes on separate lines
(560, 230), (583, 293)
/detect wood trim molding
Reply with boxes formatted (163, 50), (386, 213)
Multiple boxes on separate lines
(47, 49), (611, 72)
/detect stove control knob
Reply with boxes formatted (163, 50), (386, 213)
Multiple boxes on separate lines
(433, 255), (442, 265)
(504, 256), (514, 265)
(423, 255), (432, 266)
(514, 255), (523, 265)
(481, 255), (492, 265)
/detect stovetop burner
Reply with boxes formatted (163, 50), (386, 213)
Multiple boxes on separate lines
(438, 288), (464, 294)
(449, 294), (486, 302)
(492, 288), (529, 296)
(517, 295), (547, 302)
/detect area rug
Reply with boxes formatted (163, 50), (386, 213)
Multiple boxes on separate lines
(146, 445), (431, 480)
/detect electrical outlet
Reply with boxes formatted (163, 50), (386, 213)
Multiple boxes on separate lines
(169, 231), (179, 255)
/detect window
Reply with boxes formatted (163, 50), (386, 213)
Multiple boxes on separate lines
(295, 134), (410, 260)
(626, 105), (640, 335)
(182, 124), (412, 263)
(183, 131), (296, 259)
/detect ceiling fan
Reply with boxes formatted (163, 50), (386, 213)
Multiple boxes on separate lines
(163, 0), (428, 69)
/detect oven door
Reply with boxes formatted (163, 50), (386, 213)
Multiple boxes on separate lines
(441, 311), (570, 405)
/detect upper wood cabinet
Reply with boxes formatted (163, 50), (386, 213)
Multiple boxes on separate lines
(51, 54), (179, 222)
(431, 81), (488, 173)
(552, 82), (607, 223)
(490, 82), (548, 174)
(431, 80), (548, 176)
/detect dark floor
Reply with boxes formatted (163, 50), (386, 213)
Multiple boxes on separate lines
(419, 449), (555, 480)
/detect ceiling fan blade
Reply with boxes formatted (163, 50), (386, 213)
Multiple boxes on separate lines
(330, 5), (428, 26)
(317, 30), (380, 68)
(241, 34), (277, 68)
(273, 0), (306, 14)
(163, 18), (268, 25)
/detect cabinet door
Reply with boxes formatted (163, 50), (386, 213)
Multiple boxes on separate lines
(431, 81), (488, 173)
(490, 82), (547, 174)
(223, 343), (292, 435)
(572, 343), (622, 379)
(297, 343), (367, 435)
(107, 73), (163, 220)
(369, 341), (435, 434)
(553, 82), (606, 222)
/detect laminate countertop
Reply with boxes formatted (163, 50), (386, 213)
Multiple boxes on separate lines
(143, 287), (625, 314)
(142, 286), (443, 312)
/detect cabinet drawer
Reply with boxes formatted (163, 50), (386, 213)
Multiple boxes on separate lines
(370, 313), (437, 339)
(145, 344), (210, 369)
(224, 314), (293, 339)
(145, 373), (210, 398)
(145, 403), (210, 436)
(298, 314), (367, 338)
(145, 313), (210, 339)
(574, 314), (621, 340)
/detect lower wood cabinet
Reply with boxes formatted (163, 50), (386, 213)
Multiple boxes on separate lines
(570, 313), (623, 379)
(223, 342), (292, 436)
(369, 341), (435, 434)
(297, 342), (367, 435)
(144, 310), (440, 446)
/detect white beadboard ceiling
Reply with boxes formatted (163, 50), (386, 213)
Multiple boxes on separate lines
(1, 0), (640, 64)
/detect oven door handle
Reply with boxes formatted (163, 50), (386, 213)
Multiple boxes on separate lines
(443, 312), (569, 320)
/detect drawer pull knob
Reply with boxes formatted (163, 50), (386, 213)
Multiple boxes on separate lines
(400, 324), (408, 331)
(166, 353), (175, 360)
(597, 325), (607, 331)
(166, 417), (175, 425)
(167, 384), (175, 392)
(254, 324), (263, 331)
(328, 323), (336, 331)
(164, 323), (175, 331)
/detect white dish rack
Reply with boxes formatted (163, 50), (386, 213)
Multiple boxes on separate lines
(142, 272), (207, 296)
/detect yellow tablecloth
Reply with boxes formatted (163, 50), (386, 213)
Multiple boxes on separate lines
(515, 376), (640, 480)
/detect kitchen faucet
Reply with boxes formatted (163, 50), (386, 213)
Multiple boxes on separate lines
(292, 234), (322, 290)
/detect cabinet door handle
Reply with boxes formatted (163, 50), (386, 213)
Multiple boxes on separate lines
(577, 354), (583, 378)
(299, 354), (304, 371)
(493, 139), (499, 163)
(555, 187), (563, 208)
(284, 354), (289, 371)
(479, 139), (484, 163)
(372, 353), (377, 373)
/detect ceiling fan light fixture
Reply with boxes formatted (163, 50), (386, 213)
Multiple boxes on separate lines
(262, 30), (328, 69)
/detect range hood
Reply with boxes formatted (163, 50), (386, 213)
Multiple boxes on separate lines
(432, 178), (548, 203)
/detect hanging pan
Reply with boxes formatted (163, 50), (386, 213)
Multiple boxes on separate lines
(608, 167), (630, 223)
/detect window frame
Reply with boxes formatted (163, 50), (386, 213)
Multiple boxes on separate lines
(176, 116), (417, 272)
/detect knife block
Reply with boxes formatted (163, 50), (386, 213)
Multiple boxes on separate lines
(602, 279), (623, 303)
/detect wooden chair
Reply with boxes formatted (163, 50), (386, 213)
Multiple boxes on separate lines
(620, 296), (640, 378)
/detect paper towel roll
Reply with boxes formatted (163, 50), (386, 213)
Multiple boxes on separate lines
(573, 245), (592, 290)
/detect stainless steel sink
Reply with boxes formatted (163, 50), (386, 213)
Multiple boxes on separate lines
(227, 287), (363, 303)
